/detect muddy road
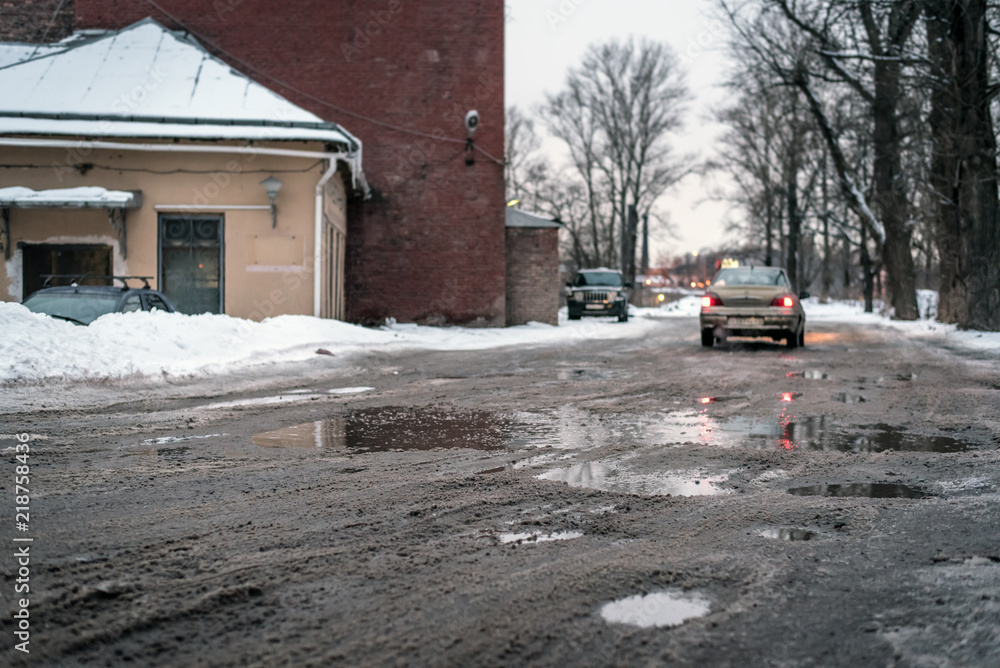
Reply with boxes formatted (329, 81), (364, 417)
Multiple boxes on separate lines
(2, 316), (999, 667)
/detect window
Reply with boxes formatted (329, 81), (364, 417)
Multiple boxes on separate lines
(121, 294), (142, 313)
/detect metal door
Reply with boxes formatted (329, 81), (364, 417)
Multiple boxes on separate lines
(158, 215), (224, 314)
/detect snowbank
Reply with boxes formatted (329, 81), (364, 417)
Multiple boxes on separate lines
(2, 294), (997, 384)
(0, 302), (660, 384)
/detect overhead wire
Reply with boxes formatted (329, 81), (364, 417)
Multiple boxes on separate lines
(141, 0), (504, 166)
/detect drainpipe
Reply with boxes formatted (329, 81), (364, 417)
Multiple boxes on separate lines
(314, 159), (340, 318)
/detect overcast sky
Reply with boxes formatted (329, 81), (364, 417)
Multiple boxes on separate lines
(504, 0), (736, 260)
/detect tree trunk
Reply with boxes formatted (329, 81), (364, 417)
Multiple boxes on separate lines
(866, 11), (919, 320)
(927, 0), (1000, 330)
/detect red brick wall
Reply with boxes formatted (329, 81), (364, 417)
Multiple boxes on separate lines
(506, 227), (559, 326)
(0, 0), (75, 42)
(74, 0), (506, 325)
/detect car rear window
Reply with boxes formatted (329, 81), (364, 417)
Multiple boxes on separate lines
(22, 292), (120, 325)
(714, 268), (788, 287)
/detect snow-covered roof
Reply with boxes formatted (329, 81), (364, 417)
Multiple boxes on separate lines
(506, 208), (561, 229)
(0, 43), (64, 68)
(0, 18), (357, 148)
(0, 186), (141, 208)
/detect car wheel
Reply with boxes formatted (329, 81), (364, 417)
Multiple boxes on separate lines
(618, 309), (629, 323)
(797, 325), (805, 348)
(701, 329), (714, 347)
(569, 312), (581, 321)
(785, 330), (799, 349)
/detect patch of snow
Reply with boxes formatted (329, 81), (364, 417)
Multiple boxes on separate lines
(0, 186), (137, 206)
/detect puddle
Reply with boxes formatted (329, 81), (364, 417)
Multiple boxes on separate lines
(557, 369), (607, 380)
(788, 483), (931, 499)
(780, 392), (803, 402)
(707, 416), (970, 453)
(499, 531), (583, 544)
(787, 370), (829, 380)
(699, 396), (740, 405)
(156, 446), (191, 459)
(538, 461), (731, 497)
(509, 407), (705, 450)
(253, 408), (517, 452)
(139, 434), (227, 446)
(600, 591), (710, 628)
(758, 528), (817, 541)
(834, 393), (867, 404)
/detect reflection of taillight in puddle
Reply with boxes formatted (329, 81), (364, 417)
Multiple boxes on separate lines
(779, 409), (796, 450)
(781, 392), (802, 402)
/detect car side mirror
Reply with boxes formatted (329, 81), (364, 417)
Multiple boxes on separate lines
(799, 291), (810, 300)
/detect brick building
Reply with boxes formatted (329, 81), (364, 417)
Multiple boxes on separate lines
(5, 0), (506, 326)
(505, 208), (560, 326)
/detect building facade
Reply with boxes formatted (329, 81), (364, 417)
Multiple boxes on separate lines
(0, 19), (361, 320)
(63, 0), (507, 326)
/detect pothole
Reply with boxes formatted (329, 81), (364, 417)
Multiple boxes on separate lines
(787, 483), (931, 499)
(538, 461), (732, 497)
(600, 591), (711, 628)
(499, 531), (583, 545)
(253, 408), (517, 451)
(758, 528), (817, 541)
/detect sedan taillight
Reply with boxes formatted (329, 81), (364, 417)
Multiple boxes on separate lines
(770, 295), (795, 308)
(702, 293), (723, 308)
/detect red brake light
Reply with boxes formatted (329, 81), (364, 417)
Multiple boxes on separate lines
(702, 293), (723, 308)
(771, 295), (794, 308)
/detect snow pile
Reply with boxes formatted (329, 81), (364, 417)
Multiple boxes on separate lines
(635, 295), (702, 318)
(0, 302), (660, 384)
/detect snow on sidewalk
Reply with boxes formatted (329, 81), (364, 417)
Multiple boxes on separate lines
(1, 294), (997, 384)
(0, 302), (660, 383)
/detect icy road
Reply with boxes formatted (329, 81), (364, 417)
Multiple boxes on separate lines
(1, 314), (999, 667)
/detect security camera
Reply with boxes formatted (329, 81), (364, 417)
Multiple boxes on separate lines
(465, 110), (480, 136)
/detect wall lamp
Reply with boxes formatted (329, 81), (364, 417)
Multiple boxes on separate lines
(260, 175), (283, 228)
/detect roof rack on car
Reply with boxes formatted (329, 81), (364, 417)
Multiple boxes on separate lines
(41, 274), (153, 289)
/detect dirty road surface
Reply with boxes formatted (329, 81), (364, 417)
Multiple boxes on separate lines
(2, 317), (999, 667)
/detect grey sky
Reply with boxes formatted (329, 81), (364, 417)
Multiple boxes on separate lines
(504, 0), (736, 261)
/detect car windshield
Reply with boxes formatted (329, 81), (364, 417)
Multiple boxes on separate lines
(574, 272), (622, 288)
(713, 268), (788, 288)
(22, 292), (120, 325)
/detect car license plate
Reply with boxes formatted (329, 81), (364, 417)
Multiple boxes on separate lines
(729, 317), (763, 327)
(585, 304), (605, 310)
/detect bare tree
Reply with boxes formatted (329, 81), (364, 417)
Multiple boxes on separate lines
(718, 0), (923, 318)
(541, 37), (690, 281)
(925, 0), (1000, 330)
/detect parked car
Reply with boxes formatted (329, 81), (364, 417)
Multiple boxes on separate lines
(566, 268), (631, 322)
(699, 266), (807, 348)
(21, 276), (175, 326)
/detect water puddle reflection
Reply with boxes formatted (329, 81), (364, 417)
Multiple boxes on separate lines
(758, 528), (817, 541)
(499, 531), (583, 545)
(600, 591), (710, 628)
(788, 483), (931, 499)
(253, 408), (515, 451)
(538, 461), (731, 497)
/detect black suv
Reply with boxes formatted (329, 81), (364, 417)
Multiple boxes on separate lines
(566, 268), (630, 322)
(21, 276), (176, 326)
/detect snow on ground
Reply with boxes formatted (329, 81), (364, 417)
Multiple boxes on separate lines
(2, 293), (998, 384)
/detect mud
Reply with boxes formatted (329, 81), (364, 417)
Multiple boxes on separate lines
(1, 318), (999, 667)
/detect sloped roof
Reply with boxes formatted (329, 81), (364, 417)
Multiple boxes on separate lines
(0, 18), (357, 147)
(506, 208), (561, 229)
